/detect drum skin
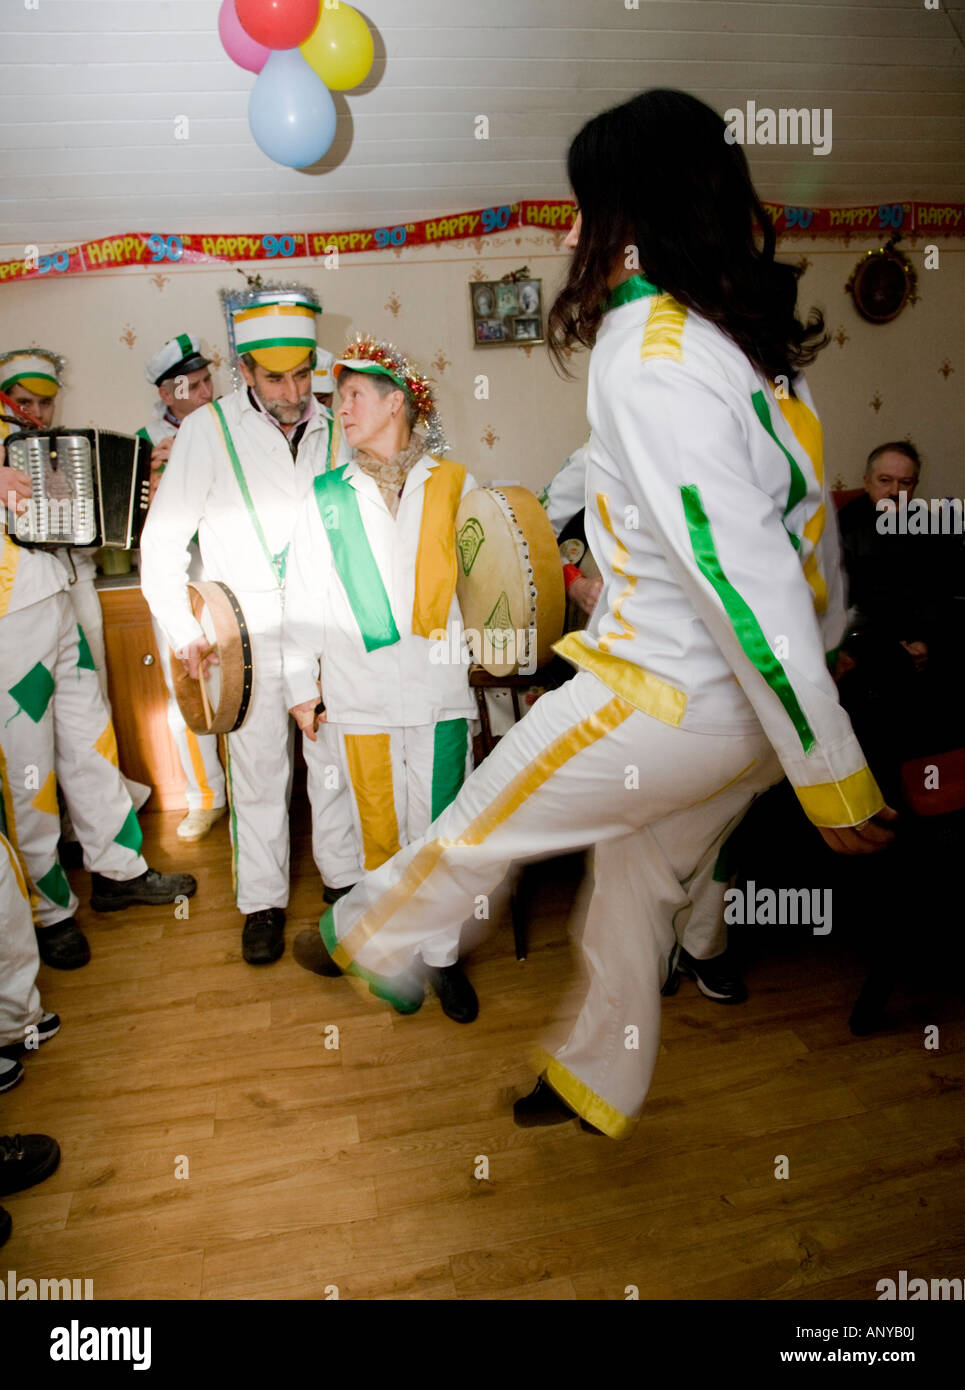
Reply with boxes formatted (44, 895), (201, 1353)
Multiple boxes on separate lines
(169, 581), (253, 735)
(455, 486), (565, 677)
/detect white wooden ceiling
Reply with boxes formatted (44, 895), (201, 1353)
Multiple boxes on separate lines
(2, 0), (964, 245)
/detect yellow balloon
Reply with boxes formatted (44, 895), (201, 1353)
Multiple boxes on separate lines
(300, 3), (374, 91)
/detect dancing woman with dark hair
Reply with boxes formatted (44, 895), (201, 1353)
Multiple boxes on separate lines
(295, 89), (896, 1138)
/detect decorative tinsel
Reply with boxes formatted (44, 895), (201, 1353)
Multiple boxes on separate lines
(338, 333), (449, 455)
(0, 347), (67, 383)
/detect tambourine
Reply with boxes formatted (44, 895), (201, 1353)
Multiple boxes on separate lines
(455, 486), (565, 677)
(169, 581), (253, 735)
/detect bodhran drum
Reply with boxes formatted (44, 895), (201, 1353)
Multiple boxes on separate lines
(169, 581), (253, 735)
(455, 486), (565, 678)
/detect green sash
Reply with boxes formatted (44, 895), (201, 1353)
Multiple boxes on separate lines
(312, 468), (400, 652)
(210, 401), (288, 587)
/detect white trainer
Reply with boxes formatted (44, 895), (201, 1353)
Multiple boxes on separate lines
(176, 807), (227, 842)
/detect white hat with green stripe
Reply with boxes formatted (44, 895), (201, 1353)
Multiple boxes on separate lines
(146, 332), (211, 386)
(232, 292), (320, 373)
(0, 348), (64, 398)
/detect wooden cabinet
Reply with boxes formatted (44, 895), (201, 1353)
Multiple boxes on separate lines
(99, 584), (187, 810)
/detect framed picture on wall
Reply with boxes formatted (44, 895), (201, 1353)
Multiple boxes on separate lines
(470, 276), (544, 347)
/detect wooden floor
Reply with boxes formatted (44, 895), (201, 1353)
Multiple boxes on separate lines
(4, 801), (964, 1301)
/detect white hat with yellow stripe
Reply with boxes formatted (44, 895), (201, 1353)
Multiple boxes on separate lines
(232, 292), (320, 373)
(0, 348), (65, 398)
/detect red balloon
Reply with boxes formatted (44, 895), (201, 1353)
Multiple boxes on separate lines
(236, 0), (319, 51)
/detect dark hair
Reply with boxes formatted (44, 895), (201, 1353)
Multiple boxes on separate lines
(336, 366), (418, 429)
(548, 89), (828, 387)
(865, 440), (922, 478)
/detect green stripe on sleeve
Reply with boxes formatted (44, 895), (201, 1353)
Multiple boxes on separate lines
(680, 483), (816, 754)
(431, 718), (469, 820)
(312, 469), (400, 653)
(751, 389), (805, 550)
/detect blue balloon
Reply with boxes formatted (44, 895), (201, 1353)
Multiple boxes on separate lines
(248, 49), (337, 169)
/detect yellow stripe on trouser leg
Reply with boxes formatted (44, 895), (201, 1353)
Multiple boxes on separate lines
(344, 732), (401, 871)
(334, 694), (635, 969)
(184, 730), (215, 810)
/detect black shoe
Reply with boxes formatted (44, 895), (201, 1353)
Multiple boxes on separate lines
(849, 977), (892, 1036)
(90, 867), (197, 913)
(0, 1013), (61, 1061)
(293, 928), (342, 977)
(36, 918), (90, 970)
(512, 1079), (605, 1134)
(58, 838), (84, 870)
(242, 909), (285, 965)
(322, 882), (357, 906)
(0, 1133), (61, 1197)
(0, 1058), (23, 1095)
(0, 1206), (10, 1248)
(676, 947), (747, 1004)
(425, 963), (478, 1023)
(513, 1078), (578, 1128)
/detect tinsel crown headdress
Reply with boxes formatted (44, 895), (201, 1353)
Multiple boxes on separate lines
(336, 334), (449, 455)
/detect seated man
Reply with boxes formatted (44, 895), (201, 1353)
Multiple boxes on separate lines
(837, 440), (963, 788)
(285, 336), (480, 1022)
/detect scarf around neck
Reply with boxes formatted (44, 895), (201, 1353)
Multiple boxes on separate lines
(354, 432), (427, 517)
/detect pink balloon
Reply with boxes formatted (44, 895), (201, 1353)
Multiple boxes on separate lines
(219, 0), (270, 73)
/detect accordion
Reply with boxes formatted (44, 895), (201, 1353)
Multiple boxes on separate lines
(4, 428), (152, 550)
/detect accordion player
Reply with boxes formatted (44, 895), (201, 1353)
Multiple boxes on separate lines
(3, 427), (153, 551)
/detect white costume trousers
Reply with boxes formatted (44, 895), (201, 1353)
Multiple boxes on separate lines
(325, 671), (781, 1136)
(152, 615), (226, 812)
(0, 831), (42, 1047)
(0, 593), (148, 927)
(304, 718), (472, 965)
(222, 590), (294, 915)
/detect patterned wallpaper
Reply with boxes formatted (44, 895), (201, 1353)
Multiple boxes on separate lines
(0, 232), (961, 500)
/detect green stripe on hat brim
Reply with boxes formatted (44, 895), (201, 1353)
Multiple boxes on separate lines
(335, 360), (410, 396)
(0, 369), (59, 391)
(235, 336), (317, 352)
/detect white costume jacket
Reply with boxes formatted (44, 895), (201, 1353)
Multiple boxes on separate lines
(283, 453), (478, 726)
(539, 442), (590, 538)
(140, 386), (334, 651)
(557, 275), (880, 828)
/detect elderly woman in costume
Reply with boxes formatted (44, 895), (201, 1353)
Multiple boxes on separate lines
(284, 337), (480, 1023)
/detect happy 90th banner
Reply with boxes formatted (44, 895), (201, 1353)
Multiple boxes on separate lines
(1, 199), (962, 286)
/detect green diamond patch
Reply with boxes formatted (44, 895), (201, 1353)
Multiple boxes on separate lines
(76, 623), (97, 673)
(113, 805), (144, 855)
(36, 861), (71, 909)
(8, 663), (55, 723)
